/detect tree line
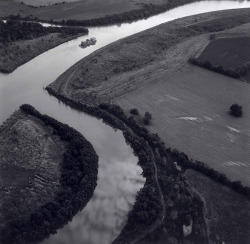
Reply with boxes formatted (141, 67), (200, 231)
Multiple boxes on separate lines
(0, 19), (88, 44)
(45, 87), (250, 242)
(0, 104), (98, 244)
(7, 0), (199, 28)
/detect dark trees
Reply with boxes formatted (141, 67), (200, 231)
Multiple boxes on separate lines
(130, 108), (139, 115)
(143, 112), (152, 125)
(230, 103), (243, 117)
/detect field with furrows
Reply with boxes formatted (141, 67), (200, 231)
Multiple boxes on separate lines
(0, 110), (66, 230)
(116, 64), (250, 186)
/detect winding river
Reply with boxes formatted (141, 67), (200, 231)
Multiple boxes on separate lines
(1, 1), (250, 243)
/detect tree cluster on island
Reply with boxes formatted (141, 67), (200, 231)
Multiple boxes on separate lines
(0, 104), (98, 244)
(0, 19), (88, 44)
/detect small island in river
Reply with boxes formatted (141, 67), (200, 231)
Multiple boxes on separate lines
(0, 105), (98, 244)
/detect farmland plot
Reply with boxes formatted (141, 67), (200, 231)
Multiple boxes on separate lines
(184, 169), (250, 244)
(116, 64), (250, 186)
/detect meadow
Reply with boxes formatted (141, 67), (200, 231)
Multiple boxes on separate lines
(117, 64), (250, 186)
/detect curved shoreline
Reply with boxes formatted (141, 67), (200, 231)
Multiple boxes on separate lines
(46, 86), (250, 243)
(0, 33), (85, 74)
(2, 0), (198, 27)
(0, 105), (98, 244)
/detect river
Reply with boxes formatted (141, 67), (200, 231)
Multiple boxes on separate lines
(0, 1), (250, 244)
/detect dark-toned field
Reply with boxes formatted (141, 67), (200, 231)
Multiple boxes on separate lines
(197, 36), (250, 81)
(184, 169), (250, 244)
(197, 37), (250, 70)
(0, 109), (65, 231)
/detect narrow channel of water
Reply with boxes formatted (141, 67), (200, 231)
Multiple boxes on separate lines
(1, 1), (250, 243)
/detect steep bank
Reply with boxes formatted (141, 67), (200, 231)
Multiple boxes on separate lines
(0, 105), (98, 244)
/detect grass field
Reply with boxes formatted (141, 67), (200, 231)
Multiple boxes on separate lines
(184, 169), (250, 244)
(117, 64), (250, 186)
(0, 110), (65, 230)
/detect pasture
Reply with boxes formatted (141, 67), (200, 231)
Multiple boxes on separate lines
(184, 169), (250, 244)
(116, 64), (250, 186)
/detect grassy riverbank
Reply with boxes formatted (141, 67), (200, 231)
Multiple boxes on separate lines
(44, 86), (250, 243)
(0, 20), (88, 73)
(47, 8), (250, 186)
(0, 105), (98, 244)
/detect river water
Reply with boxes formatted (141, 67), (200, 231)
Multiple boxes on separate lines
(0, 1), (250, 244)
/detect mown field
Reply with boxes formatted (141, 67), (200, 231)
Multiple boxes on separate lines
(117, 64), (250, 186)
(0, 110), (65, 231)
(184, 169), (250, 244)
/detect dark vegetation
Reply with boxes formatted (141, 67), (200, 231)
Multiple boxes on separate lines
(190, 37), (250, 81)
(0, 19), (88, 43)
(143, 112), (152, 125)
(0, 104), (98, 244)
(130, 108), (139, 115)
(230, 103), (243, 117)
(46, 87), (250, 200)
(46, 87), (250, 242)
(5, 0), (200, 27)
(189, 58), (241, 79)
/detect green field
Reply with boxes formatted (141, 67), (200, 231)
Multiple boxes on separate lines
(117, 64), (250, 186)
(184, 169), (250, 244)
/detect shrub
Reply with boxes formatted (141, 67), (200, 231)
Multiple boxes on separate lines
(130, 108), (139, 115)
(230, 103), (243, 117)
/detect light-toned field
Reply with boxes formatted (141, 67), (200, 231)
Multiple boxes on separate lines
(117, 64), (250, 186)
(0, 110), (65, 230)
(184, 169), (250, 244)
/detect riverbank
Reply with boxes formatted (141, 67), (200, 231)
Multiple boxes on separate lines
(0, 105), (98, 244)
(47, 8), (250, 103)
(1, 0), (200, 24)
(0, 21), (88, 73)
(45, 87), (250, 243)
(46, 8), (250, 185)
